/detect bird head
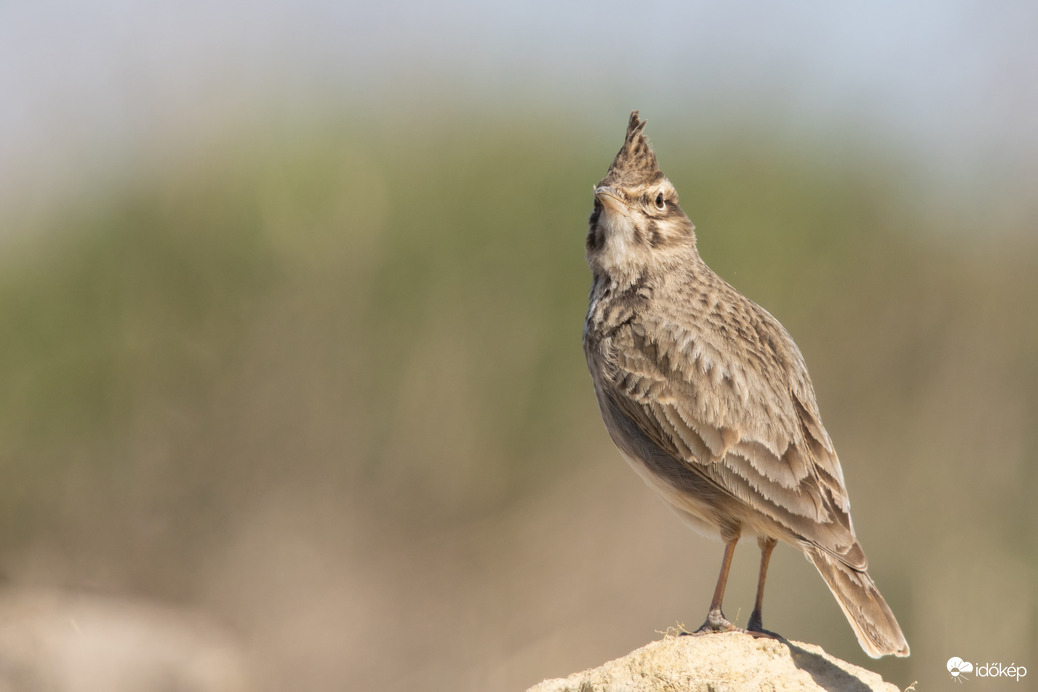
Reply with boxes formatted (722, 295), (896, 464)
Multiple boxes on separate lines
(586, 112), (696, 282)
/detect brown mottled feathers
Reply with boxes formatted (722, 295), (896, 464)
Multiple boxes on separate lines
(603, 111), (664, 189)
(587, 260), (863, 568)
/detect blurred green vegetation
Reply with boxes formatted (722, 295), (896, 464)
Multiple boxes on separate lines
(0, 109), (1035, 688)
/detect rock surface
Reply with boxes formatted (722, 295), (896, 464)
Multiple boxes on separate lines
(528, 632), (899, 692)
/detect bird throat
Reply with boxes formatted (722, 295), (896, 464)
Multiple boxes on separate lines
(591, 208), (649, 288)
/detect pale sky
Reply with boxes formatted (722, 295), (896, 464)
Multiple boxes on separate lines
(2, 1), (1036, 215)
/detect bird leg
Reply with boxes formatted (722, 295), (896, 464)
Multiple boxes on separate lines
(747, 536), (778, 635)
(692, 536), (740, 633)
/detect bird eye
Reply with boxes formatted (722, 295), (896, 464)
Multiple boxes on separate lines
(654, 193), (666, 210)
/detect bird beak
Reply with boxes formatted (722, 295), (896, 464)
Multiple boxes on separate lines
(595, 186), (627, 214)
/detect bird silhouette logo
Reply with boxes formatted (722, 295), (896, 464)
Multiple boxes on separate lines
(947, 657), (973, 682)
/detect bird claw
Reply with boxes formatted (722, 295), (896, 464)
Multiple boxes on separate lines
(681, 610), (744, 635)
(746, 610), (783, 640)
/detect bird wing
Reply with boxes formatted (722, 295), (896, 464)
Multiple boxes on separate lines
(602, 298), (866, 569)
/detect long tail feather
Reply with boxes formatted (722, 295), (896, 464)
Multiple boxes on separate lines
(803, 545), (910, 658)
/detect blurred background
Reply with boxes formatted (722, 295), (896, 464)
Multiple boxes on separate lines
(1, 1), (1036, 689)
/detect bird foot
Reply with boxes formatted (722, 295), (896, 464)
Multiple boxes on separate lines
(681, 610), (744, 635)
(746, 625), (782, 639)
(746, 611), (782, 640)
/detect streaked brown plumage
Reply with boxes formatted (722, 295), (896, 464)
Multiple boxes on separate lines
(582, 111), (909, 658)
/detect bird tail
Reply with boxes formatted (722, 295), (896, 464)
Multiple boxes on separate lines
(803, 545), (910, 658)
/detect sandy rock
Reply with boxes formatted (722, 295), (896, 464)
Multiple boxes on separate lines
(529, 632), (899, 692)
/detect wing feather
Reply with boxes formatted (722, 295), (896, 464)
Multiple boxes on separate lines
(597, 290), (863, 567)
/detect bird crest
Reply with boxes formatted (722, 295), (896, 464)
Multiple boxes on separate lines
(601, 111), (664, 189)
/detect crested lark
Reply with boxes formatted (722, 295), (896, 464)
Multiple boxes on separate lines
(582, 112), (909, 658)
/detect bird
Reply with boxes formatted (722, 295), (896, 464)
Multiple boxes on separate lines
(582, 111), (909, 658)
